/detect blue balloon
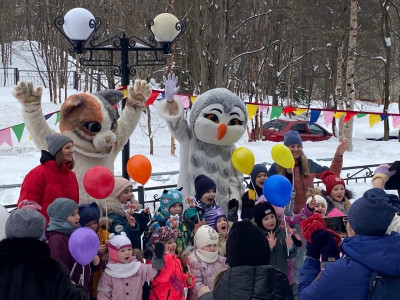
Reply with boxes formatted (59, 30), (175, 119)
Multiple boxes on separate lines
(263, 175), (292, 207)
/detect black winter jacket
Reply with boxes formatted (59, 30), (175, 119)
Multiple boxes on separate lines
(198, 265), (294, 300)
(0, 238), (89, 300)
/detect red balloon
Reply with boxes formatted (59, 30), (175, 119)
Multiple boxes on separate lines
(127, 155), (152, 185)
(83, 166), (115, 199)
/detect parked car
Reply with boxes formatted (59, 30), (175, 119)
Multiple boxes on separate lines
(251, 118), (333, 142)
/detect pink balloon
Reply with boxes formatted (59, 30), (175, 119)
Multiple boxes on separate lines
(68, 227), (100, 266)
(83, 166), (115, 199)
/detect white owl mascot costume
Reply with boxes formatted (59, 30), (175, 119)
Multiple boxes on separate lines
(13, 80), (151, 204)
(157, 74), (247, 214)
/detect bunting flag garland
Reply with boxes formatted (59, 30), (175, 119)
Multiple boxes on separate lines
(309, 110), (321, 125)
(12, 124), (25, 142)
(380, 115), (389, 121)
(0, 128), (12, 146)
(323, 111), (334, 126)
(282, 106), (296, 114)
(333, 112), (345, 119)
(146, 91), (160, 106)
(343, 112), (357, 123)
(357, 113), (367, 118)
(369, 114), (381, 127)
(293, 108), (307, 115)
(270, 106), (283, 120)
(55, 112), (60, 125)
(190, 96), (197, 103)
(247, 104), (259, 121)
(393, 116), (400, 128)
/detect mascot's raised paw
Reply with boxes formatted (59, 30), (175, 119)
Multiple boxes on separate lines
(126, 79), (152, 110)
(12, 81), (43, 106)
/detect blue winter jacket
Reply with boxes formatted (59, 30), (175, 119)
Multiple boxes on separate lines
(298, 232), (400, 300)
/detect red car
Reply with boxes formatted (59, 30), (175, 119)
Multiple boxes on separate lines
(251, 118), (333, 142)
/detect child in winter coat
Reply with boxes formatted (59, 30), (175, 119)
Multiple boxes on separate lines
(184, 174), (218, 235)
(253, 201), (297, 275)
(203, 206), (229, 256)
(149, 226), (195, 300)
(100, 177), (150, 250)
(79, 202), (110, 299)
(320, 171), (352, 215)
(46, 197), (100, 297)
(97, 232), (164, 300)
(143, 188), (190, 254)
(241, 164), (268, 220)
(184, 225), (227, 300)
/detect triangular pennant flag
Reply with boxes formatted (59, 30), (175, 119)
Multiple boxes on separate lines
(12, 123), (25, 142)
(45, 113), (53, 120)
(0, 128), (13, 146)
(55, 112), (60, 125)
(293, 108), (307, 115)
(145, 91), (160, 106)
(29, 135), (32, 141)
(392, 116), (400, 128)
(247, 104), (259, 121)
(259, 105), (268, 112)
(344, 112), (357, 123)
(123, 89), (129, 99)
(380, 114), (389, 121)
(333, 112), (345, 118)
(190, 96), (197, 103)
(178, 95), (190, 109)
(309, 110), (321, 125)
(282, 106), (296, 114)
(369, 114), (381, 127)
(357, 113), (367, 118)
(270, 106), (283, 120)
(323, 111), (334, 126)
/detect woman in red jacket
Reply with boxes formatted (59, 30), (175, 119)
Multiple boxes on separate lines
(18, 133), (79, 223)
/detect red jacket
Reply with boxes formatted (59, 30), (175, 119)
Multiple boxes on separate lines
(150, 254), (195, 300)
(18, 151), (79, 223)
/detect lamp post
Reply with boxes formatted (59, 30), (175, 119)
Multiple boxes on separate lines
(54, 7), (186, 179)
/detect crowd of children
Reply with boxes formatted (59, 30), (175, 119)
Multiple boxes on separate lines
(4, 131), (400, 300)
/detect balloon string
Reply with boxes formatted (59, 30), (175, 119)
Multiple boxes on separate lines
(282, 211), (289, 257)
(79, 266), (84, 285)
(105, 199), (109, 233)
(70, 262), (77, 278)
(250, 179), (259, 199)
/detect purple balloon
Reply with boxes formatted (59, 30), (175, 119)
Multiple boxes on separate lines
(68, 227), (100, 266)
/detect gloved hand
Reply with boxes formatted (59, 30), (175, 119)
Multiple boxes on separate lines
(305, 229), (331, 260)
(320, 232), (340, 264)
(163, 73), (180, 103)
(151, 242), (165, 270)
(372, 164), (396, 184)
(185, 207), (198, 220)
(228, 199), (239, 222)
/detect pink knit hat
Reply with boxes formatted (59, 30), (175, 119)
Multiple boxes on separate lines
(111, 177), (132, 199)
(107, 232), (132, 263)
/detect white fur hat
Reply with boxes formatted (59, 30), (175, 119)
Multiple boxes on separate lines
(306, 195), (328, 209)
(108, 232), (132, 262)
(194, 225), (219, 249)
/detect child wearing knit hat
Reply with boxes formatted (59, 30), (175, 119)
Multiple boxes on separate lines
(241, 164), (269, 220)
(183, 174), (218, 235)
(46, 198), (100, 297)
(97, 232), (164, 300)
(320, 171), (352, 215)
(253, 201), (297, 275)
(79, 202), (110, 298)
(99, 176), (151, 250)
(149, 226), (195, 300)
(143, 188), (191, 254)
(203, 206), (229, 256)
(184, 225), (226, 300)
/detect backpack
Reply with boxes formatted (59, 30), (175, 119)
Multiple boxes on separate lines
(368, 271), (400, 300)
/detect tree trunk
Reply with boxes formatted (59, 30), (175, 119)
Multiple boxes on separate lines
(381, 0), (391, 141)
(343, 0), (358, 151)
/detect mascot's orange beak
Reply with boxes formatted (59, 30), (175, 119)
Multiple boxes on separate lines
(217, 123), (227, 140)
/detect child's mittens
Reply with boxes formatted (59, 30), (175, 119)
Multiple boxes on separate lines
(320, 231), (340, 265)
(228, 199), (239, 222)
(306, 230), (340, 263)
(372, 164), (396, 184)
(151, 242), (165, 271)
(185, 207), (198, 220)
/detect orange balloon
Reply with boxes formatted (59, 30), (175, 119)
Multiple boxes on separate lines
(126, 155), (152, 185)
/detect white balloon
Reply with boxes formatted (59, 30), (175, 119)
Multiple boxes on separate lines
(0, 205), (9, 240)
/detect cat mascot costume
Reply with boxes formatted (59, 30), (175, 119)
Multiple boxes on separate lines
(13, 80), (150, 204)
(157, 74), (247, 214)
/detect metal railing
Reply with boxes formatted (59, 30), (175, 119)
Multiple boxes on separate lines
(0, 163), (383, 211)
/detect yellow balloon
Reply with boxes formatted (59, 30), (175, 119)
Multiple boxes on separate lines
(271, 144), (295, 169)
(232, 147), (255, 175)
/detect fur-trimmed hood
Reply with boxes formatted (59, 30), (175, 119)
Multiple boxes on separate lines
(98, 197), (142, 217)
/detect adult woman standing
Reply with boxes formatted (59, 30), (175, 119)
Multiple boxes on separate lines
(18, 134), (79, 223)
